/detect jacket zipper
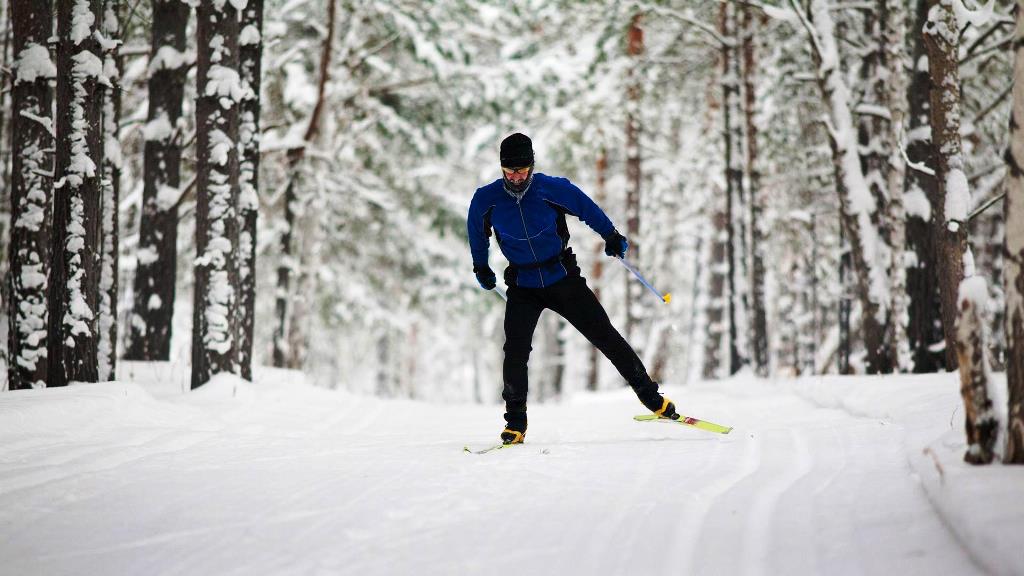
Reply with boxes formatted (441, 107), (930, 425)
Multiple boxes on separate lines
(516, 197), (544, 288)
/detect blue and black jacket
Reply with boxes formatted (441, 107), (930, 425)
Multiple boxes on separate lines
(467, 173), (615, 289)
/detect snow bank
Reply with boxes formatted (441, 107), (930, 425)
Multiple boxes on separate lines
(790, 373), (1024, 576)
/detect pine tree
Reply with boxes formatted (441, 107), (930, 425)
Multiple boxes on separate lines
(905, 0), (946, 373)
(8, 0), (55, 389)
(624, 11), (643, 346)
(192, 0), (243, 388)
(238, 0), (263, 380)
(923, 0), (970, 370)
(49, 0), (105, 386)
(741, 5), (768, 377)
(125, 0), (190, 362)
(97, 0), (121, 381)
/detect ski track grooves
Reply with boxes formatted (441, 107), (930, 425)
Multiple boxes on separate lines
(740, 428), (814, 576)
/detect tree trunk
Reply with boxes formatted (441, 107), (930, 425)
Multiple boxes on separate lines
(1003, 0), (1024, 464)
(923, 0), (969, 370)
(8, 0), (54, 389)
(742, 5), (768, 377)
(97, 0), (121, 381)
(856, 1), (896, 374)
(955, 276), (997, 464)
(624, 11), (643, 346)
(704, 205), (728, 380)
(273, 0), (335, 369)
(805, 0), (891, 375)
(49, 0), (105, 386)
(587, 148), (607, 392)
(191, 0), (241, 388)
(882, 0), (911, 372)
(125, 0), (189, 362)
(721, 2), (743, 375)
(905, 0), (946, 374)
(237, 0), (263, 381)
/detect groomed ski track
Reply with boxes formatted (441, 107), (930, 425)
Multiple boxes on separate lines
(0, 369), (987, 576)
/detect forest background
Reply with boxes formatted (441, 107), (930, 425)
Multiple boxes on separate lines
(3, 0), (1024, 465)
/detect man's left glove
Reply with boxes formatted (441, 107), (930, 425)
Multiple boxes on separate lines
(474, 264), (497, 290)
(603, 230), (629, 259)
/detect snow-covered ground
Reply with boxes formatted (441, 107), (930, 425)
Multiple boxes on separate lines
(2, 364), (1022, 576)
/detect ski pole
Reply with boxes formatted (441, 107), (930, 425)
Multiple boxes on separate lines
(618, 257), (671, 304)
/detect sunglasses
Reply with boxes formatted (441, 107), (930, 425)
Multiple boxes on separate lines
(501, 166), (532, 175)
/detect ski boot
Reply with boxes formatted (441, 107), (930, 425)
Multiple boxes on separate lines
(638, 390), (679, 421)
(501, 413), (527, 445)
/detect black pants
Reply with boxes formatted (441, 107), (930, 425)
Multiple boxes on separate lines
(502, 273), (658, 427)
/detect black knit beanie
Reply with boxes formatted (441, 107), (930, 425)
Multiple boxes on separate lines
(500, 133), (534, 167)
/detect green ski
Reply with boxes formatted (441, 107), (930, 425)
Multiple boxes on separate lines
(463, 443), (521, 454)
(634, 413), (732, 434)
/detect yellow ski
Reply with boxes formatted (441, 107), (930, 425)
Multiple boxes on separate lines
(634, 413), (732, 434)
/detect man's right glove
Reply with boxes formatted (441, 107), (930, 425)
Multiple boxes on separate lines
(474, 264), (497, 290)
(603, 229), (629, 259)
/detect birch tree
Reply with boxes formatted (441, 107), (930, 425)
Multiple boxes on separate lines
(882, 0), (911, 372)
(125, 0), (190, 362)
(8, 0), (55, 389)
(49, 0), (105, 386)
(192, 0), (243, 388)
(1004, 0), (1024, 465)
(797, 0), (894, 375)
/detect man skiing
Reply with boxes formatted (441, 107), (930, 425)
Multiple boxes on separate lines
(467, 132), (678, 445)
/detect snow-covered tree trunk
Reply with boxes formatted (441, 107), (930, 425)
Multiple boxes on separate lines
(1004, 0), (1024, 464)
(8, 0), (55, 389)
(803, 0), (892, 375)
(624, 11), (643, 345)
(49, 0), (105, 386)
(97, 0), (121, 381)
(272, 0), (334, 369)
(956, 274), (998, 464)
(191, 0), (242, 388)
(704, 204), (728, 380)
(720, 3), (743, 375)
(882, 0), (911, 373)
(923, 0), (970, 370)
(905, 0), (946, 374)
(855, 1), (896, 374)
(741, 5), (768, 377)
(125, 0), (189, 362)
(237, 0), (262, 381)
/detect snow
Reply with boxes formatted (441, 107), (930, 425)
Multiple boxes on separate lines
(1, 365), (1020, 575)
(239, 24), (262, 46)
(905, 186), (933, 222)
(204, 65), (247, 106)
(142, 113), (174, 142)
(951, 0), (996, 29)
(148, 46), (192, 74)
(70, 0), (96, 46)
(14, 44), (57, 84)
(945, 167), (970, 232)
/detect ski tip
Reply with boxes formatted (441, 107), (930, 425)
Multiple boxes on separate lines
(663, 293), (672, 304)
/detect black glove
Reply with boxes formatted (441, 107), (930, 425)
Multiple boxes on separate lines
(603, 230), (629, 259)
(474, 264), (496, 290)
